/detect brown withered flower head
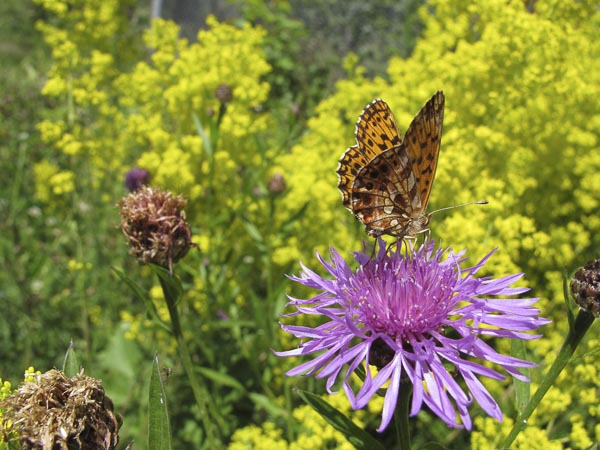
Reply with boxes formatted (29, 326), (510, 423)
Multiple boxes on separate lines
(267, 172), (286, 196)
(0, 369), (121, 450)
(118, 186), (195, 274)
(570, 259), (600, 317)
(215, 83), (233, 104)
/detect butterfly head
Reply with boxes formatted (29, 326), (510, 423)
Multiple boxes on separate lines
(365, 212), (430, 238)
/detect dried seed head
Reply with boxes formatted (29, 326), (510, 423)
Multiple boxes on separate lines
(118, 186), (195, 273)
(570, 259), (600, 317)
(0, 369), (121, 450)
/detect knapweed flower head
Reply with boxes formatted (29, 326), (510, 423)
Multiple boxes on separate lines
(0, 369), (121, 449)
(124, 167), (150, 192)
(570, 258), (600, 317)
(276, 239), (550, 431)
(118, 186), (195, 273)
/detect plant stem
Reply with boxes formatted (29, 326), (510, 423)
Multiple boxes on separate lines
(500, 310), (595, 448)
(159, 275), (223, 447)
(394, 382), (412, 450)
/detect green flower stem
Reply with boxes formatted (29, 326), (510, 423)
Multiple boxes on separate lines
(500, 309), (595, 448)
(394, 382), (412, 450)
(159, 275), (222, 447)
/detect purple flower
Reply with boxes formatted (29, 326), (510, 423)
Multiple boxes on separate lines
(124, 167), (150, 192)
(276, 239), (550, 431)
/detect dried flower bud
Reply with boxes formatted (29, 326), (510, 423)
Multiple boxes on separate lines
(0, 369), (121, 450)
(570, 259), (600, 317)
(267, 172), (286, 196)
(124, 167), (150, 192)
(215, 83), (233, 103)
(118, 186), (195, 273)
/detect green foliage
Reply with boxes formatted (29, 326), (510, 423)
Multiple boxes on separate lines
(148, 354), (172, 450)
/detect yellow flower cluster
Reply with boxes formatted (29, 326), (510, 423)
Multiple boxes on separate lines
(471, 417), (562, 450)
(32, 160), (75, 202)
(228, 393), (372, 450)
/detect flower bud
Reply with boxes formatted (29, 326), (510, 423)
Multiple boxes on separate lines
(570, 259), (600, 317)
(124, 167), (150, 192)
(215, 83), (233, 103)
(267, 172), (286, 196)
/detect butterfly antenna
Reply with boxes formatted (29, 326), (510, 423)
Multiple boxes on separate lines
(429, 200), (488, 217)
(369, 239), (377, 259)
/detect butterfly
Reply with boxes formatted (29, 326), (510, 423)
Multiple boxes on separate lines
(337, 91), (446, 238)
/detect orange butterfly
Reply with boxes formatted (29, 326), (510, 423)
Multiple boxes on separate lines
(337, 92), (447, 238)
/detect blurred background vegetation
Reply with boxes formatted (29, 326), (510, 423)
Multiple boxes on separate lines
(0, 0), (598, 448)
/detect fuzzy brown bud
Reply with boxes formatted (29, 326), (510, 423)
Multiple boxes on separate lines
(215, 83), (233, 103)
(0, 369), (121, 450)
(267, 172), (286, 196)
(118, 186), (195, 273)
(570, 259), (600, 317)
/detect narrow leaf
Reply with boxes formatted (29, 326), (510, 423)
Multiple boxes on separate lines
(152, 265), (183, 305)
(510, 339), (530, 413)
(192, 112), (213, 158)
(563, 271), (575, 330)
(112, 266), (170, 332)
(62, 339), (79, 377)
(243, 220), (264, 245)
(281, 201), (311, 236)
(297, 390), (384, 450)
(148, 353), (172, 450)
(196, 367), (245, 391)
(248, 392), (288, 419)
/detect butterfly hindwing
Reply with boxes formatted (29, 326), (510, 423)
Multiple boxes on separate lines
(349, 142), (416, 236)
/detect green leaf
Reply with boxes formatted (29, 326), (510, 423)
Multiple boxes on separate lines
(112, 266), (171, 333)
(510, 339), (530, 413)
(243, 220), (264, 246)
(297, 390), (384, 450)
(563, 271), (576, 330)
(192, 112), (213, 159)
(148, 353), (172, 450)
(196, 367), (245, 391)
(62, 339), (79, 377)
(280, 201), (310, 236)
(152, 265), (183, 305)
(248, 392), (288, 419)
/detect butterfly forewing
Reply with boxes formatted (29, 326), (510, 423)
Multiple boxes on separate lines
(337, 91), (445, 238)
(355, 99), (402, 159)
(403, 91), (444, 209)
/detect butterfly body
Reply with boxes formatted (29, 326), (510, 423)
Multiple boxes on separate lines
(337, 92), (445, 239)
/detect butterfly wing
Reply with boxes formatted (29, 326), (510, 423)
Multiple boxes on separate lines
(337, 93), (444, 238)
(346, 142), (417, 237)
(355, 99), (402, 159)
(337, 99), (402, 212)
(403, 91), (444, 210)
